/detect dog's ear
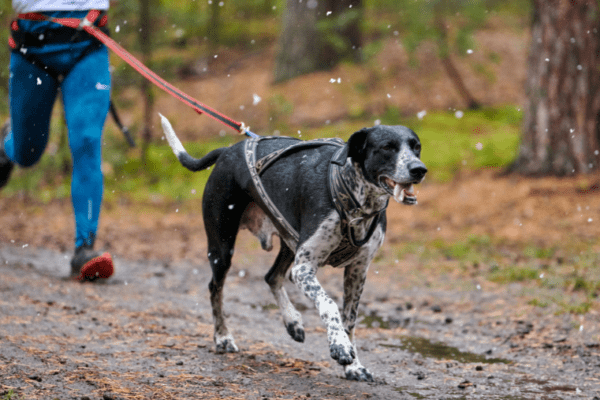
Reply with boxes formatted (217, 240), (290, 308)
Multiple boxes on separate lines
(347, 127), (372, 163)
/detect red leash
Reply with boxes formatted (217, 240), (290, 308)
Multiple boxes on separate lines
(15, 10), (259, 138)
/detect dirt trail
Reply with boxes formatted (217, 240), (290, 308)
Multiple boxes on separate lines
(1, 243), (599, 399)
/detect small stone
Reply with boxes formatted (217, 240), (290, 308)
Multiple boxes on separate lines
(475, 365), (483, 371)
(458, 380), (474, 389)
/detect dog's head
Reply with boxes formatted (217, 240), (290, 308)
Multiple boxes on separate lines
(347, 125), (427, 205)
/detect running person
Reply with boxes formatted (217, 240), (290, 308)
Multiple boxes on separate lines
(0, 0), (115, 281)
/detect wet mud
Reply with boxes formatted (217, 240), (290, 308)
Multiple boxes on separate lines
(1, 244), (599, 399)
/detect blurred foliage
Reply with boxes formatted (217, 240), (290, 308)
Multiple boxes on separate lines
(364, 0), (531, 62)
(0, 0), (529, 195)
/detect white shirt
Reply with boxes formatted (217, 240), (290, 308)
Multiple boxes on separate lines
(12, 0), (109, 13)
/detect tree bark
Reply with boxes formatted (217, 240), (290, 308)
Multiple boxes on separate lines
(139, 0), (153, 163)
(435, 14), (481, 110)
(274, 0), (362, 82)
(511, 0), (600, 176)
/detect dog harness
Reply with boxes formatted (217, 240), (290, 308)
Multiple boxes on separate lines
(244, 137), (387, 267)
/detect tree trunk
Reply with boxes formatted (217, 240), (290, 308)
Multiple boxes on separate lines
(435, 14), (480, 110)
(208, 0), (221, 53)
(139, 0), (153, 163)
(274, 0), (362, 82)
(511, 0), (600, 176)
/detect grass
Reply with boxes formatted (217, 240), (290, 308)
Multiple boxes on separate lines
(390, 234), (599, 315)
(1, 105), (522, 204)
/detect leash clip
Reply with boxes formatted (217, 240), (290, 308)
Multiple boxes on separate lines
(239, 122), (250, 136)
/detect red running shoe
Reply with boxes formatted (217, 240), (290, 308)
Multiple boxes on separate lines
(71, 245), (114, 282)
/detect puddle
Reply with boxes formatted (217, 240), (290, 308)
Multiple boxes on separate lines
(382, 336), (511, 364)
(359, 314), (390, 329)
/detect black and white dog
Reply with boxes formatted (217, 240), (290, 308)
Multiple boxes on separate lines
(159, 114), (426, 381)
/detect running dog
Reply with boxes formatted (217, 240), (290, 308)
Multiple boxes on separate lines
(159, 114), (426, 381)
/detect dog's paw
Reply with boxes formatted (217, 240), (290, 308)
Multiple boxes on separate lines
(329, 343), (356, 365)
(345, 365), (374, 382)
(285, 321), (305, 343)
(215, 335), (239, 354)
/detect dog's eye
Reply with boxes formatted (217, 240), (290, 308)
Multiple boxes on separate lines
(381, 143), (396, 152)
(409, 139), (421, 153)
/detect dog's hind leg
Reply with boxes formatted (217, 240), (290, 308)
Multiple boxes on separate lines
(204, 180), (247, 354)
(265, 241), (305, 343)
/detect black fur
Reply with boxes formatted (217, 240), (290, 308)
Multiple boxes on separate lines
(160, 115), (426, 381)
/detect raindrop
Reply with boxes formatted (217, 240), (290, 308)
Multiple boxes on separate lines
(467, 49), (473, 54)
(228, 204), (234, 210)
(417, 110), (427, 120)
(252, 94), (262, 105)
(238, 270), (246, 278)
(455, 110), (464, 119)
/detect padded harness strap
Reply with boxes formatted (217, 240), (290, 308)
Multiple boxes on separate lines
(245, 137), (388, 267)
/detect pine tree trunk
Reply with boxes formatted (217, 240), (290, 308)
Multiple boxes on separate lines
(511, 0), (600, 176)
(274, 0), (362, 82)
(274, 0), (324, 82)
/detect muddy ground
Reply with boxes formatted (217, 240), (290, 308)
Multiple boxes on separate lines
(2, 17), (600, 399)
(2, 172), (600, 399)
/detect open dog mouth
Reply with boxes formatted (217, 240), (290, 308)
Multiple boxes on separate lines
(381, 177), (418, 205)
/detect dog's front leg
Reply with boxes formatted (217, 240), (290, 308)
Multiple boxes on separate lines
(290, 220), (355, 365)
(342, 260), (374, 382)
(291, 260), (355, 365)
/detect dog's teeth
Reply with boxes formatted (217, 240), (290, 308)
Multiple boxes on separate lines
(393, 183), (402, 203)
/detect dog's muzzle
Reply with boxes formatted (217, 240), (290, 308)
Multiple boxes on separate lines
(381, 162), (427, 205)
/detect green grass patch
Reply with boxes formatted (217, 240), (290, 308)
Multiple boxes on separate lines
(409, 106), (522, 182)
(1, 105), (522, 205)
(489, 265), (539, 284)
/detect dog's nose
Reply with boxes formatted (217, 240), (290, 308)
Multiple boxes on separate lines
(408, 162), (427, 181)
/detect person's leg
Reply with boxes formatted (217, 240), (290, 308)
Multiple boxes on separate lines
(61, 45), (111, 249)
(4, 52), (58, 168)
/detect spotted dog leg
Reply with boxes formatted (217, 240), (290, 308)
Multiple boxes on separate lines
(342, 261), (374, 381)
(290, 215), (355, 366)
(265, 242), (305, 342)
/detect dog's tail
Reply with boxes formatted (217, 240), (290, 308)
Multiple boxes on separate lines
(159, 113), (225, 172)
